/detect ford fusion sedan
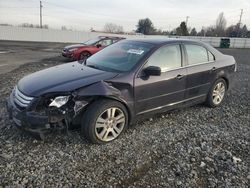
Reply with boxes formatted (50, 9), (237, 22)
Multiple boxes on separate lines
(62, 36), (125, 61)
(7, 39), (236, 144)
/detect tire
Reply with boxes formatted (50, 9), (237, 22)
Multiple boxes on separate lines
(206, 78), (227, 108)
(79, 51), (91, 61)
(81, 99), (128, 144)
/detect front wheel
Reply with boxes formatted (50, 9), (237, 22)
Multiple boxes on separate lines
(206, 78), (227, 108)
(81, 100), (128, 144)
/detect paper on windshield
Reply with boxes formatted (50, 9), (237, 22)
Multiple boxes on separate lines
(127, 49), (144, 55)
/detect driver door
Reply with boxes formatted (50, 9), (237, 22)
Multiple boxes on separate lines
(134, 44), (187, 115)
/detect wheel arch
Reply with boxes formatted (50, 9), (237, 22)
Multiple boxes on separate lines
(220, 76), (229, 90)
(93, 96), (133, 125)
(215, 69), (230, 90)
(78, 50), (91, 59)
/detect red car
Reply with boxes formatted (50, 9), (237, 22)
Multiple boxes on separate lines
(62, 36), (125, 61)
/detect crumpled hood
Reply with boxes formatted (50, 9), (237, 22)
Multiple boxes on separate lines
(18, 62), (118, 97)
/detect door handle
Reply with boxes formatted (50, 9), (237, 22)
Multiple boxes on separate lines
(176, 74), (184, 80)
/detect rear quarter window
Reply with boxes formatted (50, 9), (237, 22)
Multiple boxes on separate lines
(208, 50), (215, 61)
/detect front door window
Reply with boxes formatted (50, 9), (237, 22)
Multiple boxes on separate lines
(146, 44), (182, 72)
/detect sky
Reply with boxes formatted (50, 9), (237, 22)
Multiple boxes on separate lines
(0, 0), (250, 32)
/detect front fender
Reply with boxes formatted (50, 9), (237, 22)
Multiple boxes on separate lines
(76, 81), (120, 97)
(75, 81), (135, 124)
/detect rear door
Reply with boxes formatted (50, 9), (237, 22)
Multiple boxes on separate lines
(134, 44), (187, 115)
(183, 43), (216, 99)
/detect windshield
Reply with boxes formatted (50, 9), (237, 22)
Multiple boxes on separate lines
(83, 38), (100, 45)
(85, 41), (154, 72)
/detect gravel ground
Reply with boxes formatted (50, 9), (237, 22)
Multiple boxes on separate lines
(0, 40), (66, 75)
(0, 49), (249, 187)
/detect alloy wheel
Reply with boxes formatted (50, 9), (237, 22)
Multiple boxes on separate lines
(212, 82), (226, 105)
(95, 107), (125, 142)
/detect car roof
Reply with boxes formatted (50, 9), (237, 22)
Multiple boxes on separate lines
(98, 36), (125, 39)
(126, 38), (204, 45)
(125, 38), (223, 57)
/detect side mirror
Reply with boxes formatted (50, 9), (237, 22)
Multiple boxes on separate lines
(144, 66), (161, 76)
(96, 44), (102, 48)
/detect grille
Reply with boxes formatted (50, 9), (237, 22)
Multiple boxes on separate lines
(14, 87), (34, 108)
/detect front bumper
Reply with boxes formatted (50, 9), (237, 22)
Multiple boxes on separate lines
(6, 93), (50, 135)
(62, 50), (76, 60)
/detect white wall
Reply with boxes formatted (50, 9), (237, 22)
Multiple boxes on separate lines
(0, 26), (152, 43)
(1, 26), (250, 48)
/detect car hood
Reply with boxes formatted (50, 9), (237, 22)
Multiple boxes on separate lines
(64, 44), (87, 50)
(18, 62), (118, 97)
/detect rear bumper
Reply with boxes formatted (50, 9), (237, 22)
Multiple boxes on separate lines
(6, 93), (50, 135)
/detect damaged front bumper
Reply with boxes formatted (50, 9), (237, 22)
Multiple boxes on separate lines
(6, 94), (51, 135)
(6, 90), (88, 136)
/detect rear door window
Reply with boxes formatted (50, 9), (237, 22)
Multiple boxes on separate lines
(185, 44), (209, 65)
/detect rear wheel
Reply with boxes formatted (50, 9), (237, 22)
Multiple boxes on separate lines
(81, 99), (128, 144)
(79, 51), (91, 61)
(206, 78), (227, 107)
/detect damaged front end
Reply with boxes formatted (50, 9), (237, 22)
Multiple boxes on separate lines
(6, 87), (89, 138)
(41, 94), (89, 131)
(6, 80), (132, 139)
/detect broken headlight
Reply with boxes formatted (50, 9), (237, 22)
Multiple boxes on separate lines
(49, 96), (70, 108)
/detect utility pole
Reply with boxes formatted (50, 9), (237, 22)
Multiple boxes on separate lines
(239, 9), (243, 26)
(40, 1), (43, 28)
(237, 9), (243, 37)
(186, 16), (189, 26)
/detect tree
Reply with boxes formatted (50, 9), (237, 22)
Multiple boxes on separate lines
(197, 27), (206, 36)
(206, 26), (216, 37)
(225, 24), (250, 38)
(176, 22), (189, 36)
(170, 29), (176, 35)
(190, 28), (197, 36)
(241, 25), (248, 38)
(116, 25), (124, 34)
(136, 18), (155, 35)
(162, 30), (170, 35)
(19, 23), (48, 29)
(196, 21), (249, 38)
(247, 31), (250, 38)
(61, 26), (67, 30)
(103, 23), (124, 34)
(90, 27), (96, 32)
(215, 12), (227, 37)
(0, 23), (13, 26)
(225, 25), (237, 37)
